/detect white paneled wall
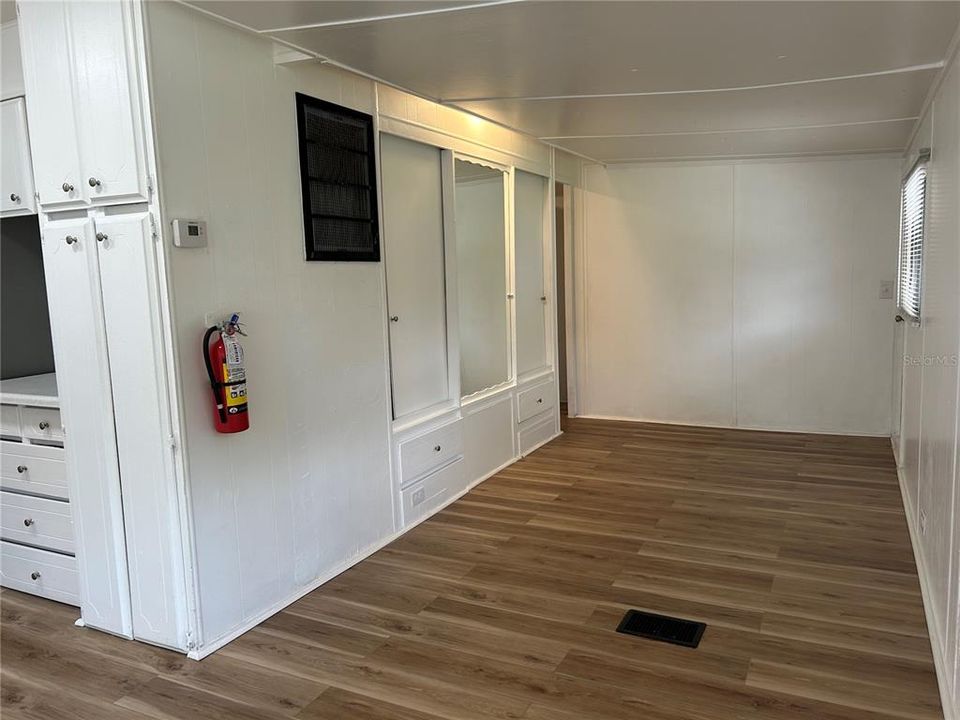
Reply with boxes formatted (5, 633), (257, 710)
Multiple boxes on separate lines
(145, 1), (561, 655)
(580, 156), (900, 434)
(897, 47), (960, 718)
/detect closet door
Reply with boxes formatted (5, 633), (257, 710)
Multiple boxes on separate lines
(69, 0), (148, 205)
(17, 0), (84, 208)
(381, 134), (449, 419)
(514, 170), (548, 376)
(41, 216), (132, 637)
(95, 213), (184, 648)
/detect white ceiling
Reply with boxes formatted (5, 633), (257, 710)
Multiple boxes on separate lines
(185, 1), (960, 163)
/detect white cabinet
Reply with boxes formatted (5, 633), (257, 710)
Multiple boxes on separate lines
(18, 0), (147, 208)
(41, 216), (132, 634)
(0, 98), (36, 216)
(382, 134), (451, 419)
(514, 170), (549, 376)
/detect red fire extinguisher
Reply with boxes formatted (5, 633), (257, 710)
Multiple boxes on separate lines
(203, 313), (249, 433)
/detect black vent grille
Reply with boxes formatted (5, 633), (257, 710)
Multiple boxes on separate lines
(296, 93), (379, 261)
(616, 609), (706, 648)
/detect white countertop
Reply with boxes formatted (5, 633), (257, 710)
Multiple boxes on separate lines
(0, 372), (59, 408)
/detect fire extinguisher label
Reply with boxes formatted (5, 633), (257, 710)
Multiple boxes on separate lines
(221, 333), (247, 412)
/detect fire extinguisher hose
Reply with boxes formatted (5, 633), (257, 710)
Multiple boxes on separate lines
(203, 326), (228, 425)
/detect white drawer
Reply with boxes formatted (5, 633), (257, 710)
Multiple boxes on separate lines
(401, 457), (464, 527)
(0, 441), (68, 500)
(0, 405), (20, 438)
(399, 418), (463, 486)
(519, 414), (557, 456)
(517, 379), (556, 423)
(20, 407), (64, 443)
(1, 540), (79, 606)
(0, 491), (73, 554)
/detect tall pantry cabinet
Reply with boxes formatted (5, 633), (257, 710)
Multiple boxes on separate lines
(16, 0), (188, 650)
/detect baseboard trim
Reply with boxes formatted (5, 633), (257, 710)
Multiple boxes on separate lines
(894, 445), (955, 719)
(577, 413), (890, 438)
(189, 434), (565, 661)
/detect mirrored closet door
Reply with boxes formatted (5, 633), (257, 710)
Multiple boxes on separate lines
(514, 170), (549, 377)
(454, 158), (511, 398)
(381, 134), (450, 419)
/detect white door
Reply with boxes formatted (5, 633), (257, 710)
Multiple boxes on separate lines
(16, 0), (84, 209)
(95, 213), (185, 649)
(70, 0), (148, 205)
(381, 134), (450, 419)
(40, 216), (132, 637)
(514, 170), (548, 376)
(0, 98), (37, 216)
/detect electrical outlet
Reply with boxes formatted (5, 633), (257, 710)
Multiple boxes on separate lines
(411, 487), (426, 506)
(920, 509), (928, 536)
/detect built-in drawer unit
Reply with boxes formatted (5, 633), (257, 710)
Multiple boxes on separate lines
(0, 405), (20, 438)
(519, 413), (557, 456)
(399, 418), (463, 486)
(0, 441), (68, 500)
(400, 457), (464, 526)
(0, 540), (79, 606)
(517, 378), (556, 423)
(0, 491), (74, 554)
(19, 406), (64, 443)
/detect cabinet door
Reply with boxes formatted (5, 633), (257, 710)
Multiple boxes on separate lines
(514, 170), (548, 376)
(40, 216), (132, 637)
(381, 135), (450, 419)
(70, 0), (147, 205)
(95, 213), (184, 649)
(0, 98), (37, 216)
(16, 1), (84, 209)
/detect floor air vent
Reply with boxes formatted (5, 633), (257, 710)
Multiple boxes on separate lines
(616, 609), (706, 648)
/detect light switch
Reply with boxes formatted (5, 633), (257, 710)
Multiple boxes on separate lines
(879, 280), (894, 300)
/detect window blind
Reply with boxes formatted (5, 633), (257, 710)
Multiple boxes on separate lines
(897, 159), (927, 321)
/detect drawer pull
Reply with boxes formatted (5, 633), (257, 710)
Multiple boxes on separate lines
(434, 445), (441, 452)
(16, 465), (27, 474)
(38, 421), (49, 430)
(30, 571), (40, 581)
(23, 518), (34, 527)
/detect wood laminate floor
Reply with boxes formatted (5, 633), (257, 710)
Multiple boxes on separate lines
(1, 417), (941, 719)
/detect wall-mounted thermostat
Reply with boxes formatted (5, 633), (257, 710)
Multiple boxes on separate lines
(171, 219), (207, 248)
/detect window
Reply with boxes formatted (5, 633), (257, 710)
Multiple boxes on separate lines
(295, 93), (380, 261)
(896, 153), (928, 321)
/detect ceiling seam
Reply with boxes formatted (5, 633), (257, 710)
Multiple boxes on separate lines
(597, 148), (906, 164)
(257, 0), (525, 33)
(441, 62), (945, 103)
(540, 117), (920, 140)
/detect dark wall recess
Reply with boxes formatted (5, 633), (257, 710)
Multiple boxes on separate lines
(295, 93), (380, 262)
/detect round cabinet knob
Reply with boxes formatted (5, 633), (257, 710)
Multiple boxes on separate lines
(62, 182), (74, 193)
(96, 232), (108, 242)
(16, 465), (27, 474)
(23, 518), (34, 527)
(9, 193), (20, 203)
(38, 421), (49, 430)
(65, 235), (78, 245)
(537, 398), (543, 404)
(30, 571), (41, 581)
(88, 177), (102, 187)
(540, 296), (547, 302)
(390, 316), (399, 322)
(434, 445), (442, 452)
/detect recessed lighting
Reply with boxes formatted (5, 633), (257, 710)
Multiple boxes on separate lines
(777, 55), (787, 60)
(630, 68), (639, 72)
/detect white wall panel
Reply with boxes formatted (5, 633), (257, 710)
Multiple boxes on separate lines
(734, 158), (899, 434)
(581, 163), (736, 426)
(896, 48), (960, 718)
(580, 156), (899, 434)
(146, 2), (394, 650)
